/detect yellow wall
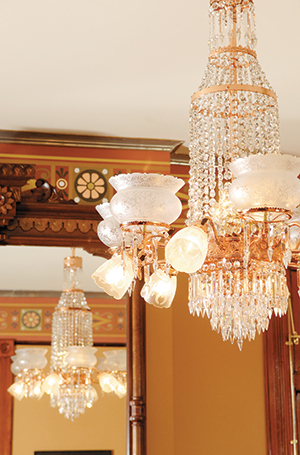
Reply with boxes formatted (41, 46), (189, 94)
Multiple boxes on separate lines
(147, 273), (266, 455)
(12, 346), (126, 455)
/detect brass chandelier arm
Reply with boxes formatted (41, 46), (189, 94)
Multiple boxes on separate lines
(191, 84), (277, 102)
(196, 217), (225, 251)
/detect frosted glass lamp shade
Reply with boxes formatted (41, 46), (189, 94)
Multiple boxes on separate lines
(229, 154), (300, 211)
(42, 373), (60, 395)
(109, 173), (184, 225)
(165, 226), (208, 273)
(11, 348), (48, 375)
(92, 254), (134, 299)
(97, 218), (123, 247)
(96, 202), (123, 247)
(141, 269), (177, 308)
(99, 372), (120, 393)
(98, 349), (127, 371)
(7, 381), (25, 400)
(65, 346), (97, 368)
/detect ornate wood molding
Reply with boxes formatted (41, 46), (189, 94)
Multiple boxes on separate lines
(0, 169), (109, 257)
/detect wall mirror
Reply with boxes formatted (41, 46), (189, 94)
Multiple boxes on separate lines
(0, 129), (183, 455)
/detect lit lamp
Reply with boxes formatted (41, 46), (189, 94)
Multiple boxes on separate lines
(93, 173), (186, 308)
(98, 350), (127, 399)
(8, 348), (48, 400)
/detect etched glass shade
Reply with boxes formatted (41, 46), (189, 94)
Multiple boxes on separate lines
(92, 254), (134, 299)
(229, 154), (300, 211)
(109, 173), (184, 226)
(165, 226), (208, 273)
(96, 202), (123, 247)
(140, 269), (177, 308)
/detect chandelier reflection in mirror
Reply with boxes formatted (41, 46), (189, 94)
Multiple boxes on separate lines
(8, 252), (127, 420)
(93, 0), (300, 350)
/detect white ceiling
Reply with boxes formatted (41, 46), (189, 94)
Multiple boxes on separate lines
(1, 0), (300, 291)
(0, 246), (106, 293)
(0, 0), (298, 154)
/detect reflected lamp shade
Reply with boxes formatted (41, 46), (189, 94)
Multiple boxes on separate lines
(65, 346), (97, 368)
(165, 226), (208, 273)
(42, 373), (60, 395)
(141, 269), (177, 308)
(10, 348), (48, 376)
(92, 254), (134, 299)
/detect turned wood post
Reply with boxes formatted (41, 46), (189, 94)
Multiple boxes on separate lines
(127, 278), (146, 455)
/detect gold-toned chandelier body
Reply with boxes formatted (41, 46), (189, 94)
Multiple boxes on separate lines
(120, 221), (175, 285)
(188, 0), (290, 348)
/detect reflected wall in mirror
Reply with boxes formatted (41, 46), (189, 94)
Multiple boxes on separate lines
(12, 345), (126, 455)
(0, 130), (182, 455)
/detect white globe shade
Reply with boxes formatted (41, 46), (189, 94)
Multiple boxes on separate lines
(165, 226), (208, 273)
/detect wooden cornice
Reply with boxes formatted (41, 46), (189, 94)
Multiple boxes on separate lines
(0, 129), (183, 153)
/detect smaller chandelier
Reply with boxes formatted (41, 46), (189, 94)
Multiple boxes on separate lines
(8, 252), (128, 420)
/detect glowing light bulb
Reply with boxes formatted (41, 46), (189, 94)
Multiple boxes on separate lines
(165, 226), (208, 273)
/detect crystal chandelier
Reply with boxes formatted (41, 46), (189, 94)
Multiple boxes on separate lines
(92, 0), (300, 350)
(179, 0), (300, 349)
(45, 252), (98, 420)
(8, 252), (129, 420)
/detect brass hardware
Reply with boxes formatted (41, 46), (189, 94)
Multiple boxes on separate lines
(191, 84), (277, 102)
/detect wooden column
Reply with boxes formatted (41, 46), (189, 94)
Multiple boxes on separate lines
(0, 340), (14, 455)
(127, 278), (146, 455)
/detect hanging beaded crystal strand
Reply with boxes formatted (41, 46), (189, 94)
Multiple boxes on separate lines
(50, 252), (97, 420)
(188, 0), (289, 349)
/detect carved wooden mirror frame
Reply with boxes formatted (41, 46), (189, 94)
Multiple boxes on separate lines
(0, 130), (183, 455)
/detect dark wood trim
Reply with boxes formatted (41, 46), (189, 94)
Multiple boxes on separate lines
(0, 340), (15, 455)
(0, 129), (183, 153)
(127, 279), (146, 455)
(263, 268), (295, 455)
